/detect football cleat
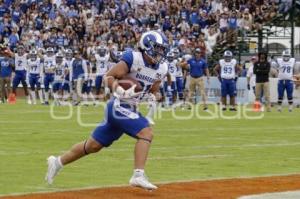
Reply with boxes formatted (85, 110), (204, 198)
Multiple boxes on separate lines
(45, 156), (62, 185)
(129, 173), (157, 190)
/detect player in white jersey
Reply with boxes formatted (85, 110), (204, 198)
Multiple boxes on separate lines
(164, 52), (177, 107)
(12, 45), (31, 103)
(46, 30), (169, 190)
(28, 50), (44, 105)
(94, 45), (110, 100)
(172, 48), (184, 103)
(43, 47), (56, 105)
(52, 52), (68, 105)
(275, 50), (296, 112)
(62, 49), (73, 102)
(214, 50), (239, 111)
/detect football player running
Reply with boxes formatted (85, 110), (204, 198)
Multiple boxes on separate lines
(45, 31), (169, 190)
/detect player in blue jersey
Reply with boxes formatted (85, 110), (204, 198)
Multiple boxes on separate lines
(46, 31), (169, 190)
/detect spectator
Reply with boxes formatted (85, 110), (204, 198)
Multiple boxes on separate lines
(0, 46), (12, 103)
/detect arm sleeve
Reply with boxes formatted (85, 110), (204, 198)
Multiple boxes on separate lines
(120, 50), (133, 71)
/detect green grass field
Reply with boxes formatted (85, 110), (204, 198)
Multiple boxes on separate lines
(1, 101), (300, 196)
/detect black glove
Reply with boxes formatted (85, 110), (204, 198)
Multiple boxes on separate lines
(247, 84), (250, 90)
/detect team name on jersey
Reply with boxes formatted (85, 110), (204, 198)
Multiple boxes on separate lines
(136, 73), (156, 83)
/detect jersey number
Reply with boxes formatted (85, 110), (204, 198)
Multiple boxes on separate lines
(31, 65), (37, 71)
(100, 62), (105, 69)
(223, 66), (232, 74)
(282, 65), (291, 73)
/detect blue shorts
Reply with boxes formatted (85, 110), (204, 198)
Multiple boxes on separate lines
(52, 81), (63, 92)
(44, 74), (54, 91)
(95, 75), (103, 91)
(29, 74), (41, 90)
(92, 99), (149, 147)
(278, 80), (293, 99)
(82, 79), (93, 93)
(13, 70), (27, 89)
(164, 81), (176, 96)
(221, 78), (236, 97)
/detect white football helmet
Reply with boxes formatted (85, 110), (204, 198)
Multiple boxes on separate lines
(282, 49), (291, 61)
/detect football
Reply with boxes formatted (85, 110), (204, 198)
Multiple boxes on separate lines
(118, 75), (143, 92)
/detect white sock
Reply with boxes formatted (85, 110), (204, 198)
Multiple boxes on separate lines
(38, 90), (44, 103)
(27, 95), (31, 102)
(30, 91), (36, 104)
(146, 102), (156, 119)
(63, 91), (70, 101)
(45, 91), (49, 102)
(134, 169), (144, 177)
(72, 92), (78, 102)
(57, 156), (64, 168)
(53, 93), (59, 103)
(88, 93), (95, 102)
(83, 93), (88, 103)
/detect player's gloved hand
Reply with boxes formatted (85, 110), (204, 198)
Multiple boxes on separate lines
(247, 84), (250, 90)
(114, 85), (141, 99)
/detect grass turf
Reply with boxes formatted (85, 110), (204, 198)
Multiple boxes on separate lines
(0, 100), (300, 195)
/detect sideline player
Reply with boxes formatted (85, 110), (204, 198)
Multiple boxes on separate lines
(11, 45), (31, 103)
(164, 52), (177, 107)
(173, 48), (184, 105)
(214, 50), (239, 111)
(94, 45), (110, 101)
(27, 50), (44, 104)
(275, 50), (296, 112)
(43, 47), (56, 105)
(52, 52), (68, 105)
(45, 31), (169, 190)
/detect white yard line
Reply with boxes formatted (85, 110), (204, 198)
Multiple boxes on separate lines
(1, 142), (300, 156)
(239, 191), (300, 199)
